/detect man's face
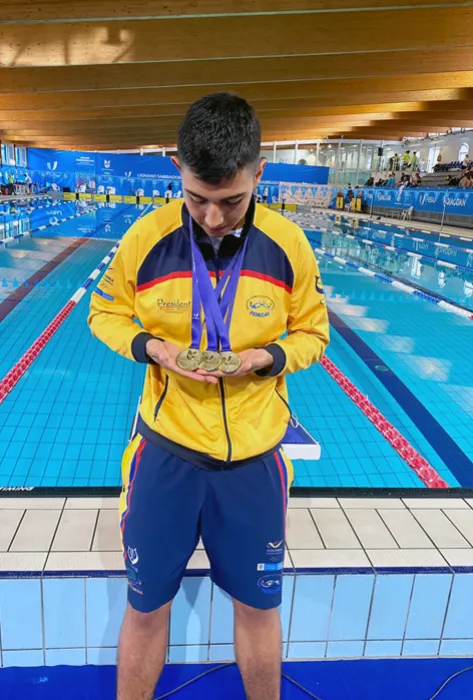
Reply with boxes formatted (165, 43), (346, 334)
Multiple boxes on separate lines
(172, 158), (265, 237)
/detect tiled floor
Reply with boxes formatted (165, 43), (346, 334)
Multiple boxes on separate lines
(3, 496), (473, 573)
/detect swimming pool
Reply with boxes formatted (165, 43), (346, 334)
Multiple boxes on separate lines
(0, 200), (471, 490)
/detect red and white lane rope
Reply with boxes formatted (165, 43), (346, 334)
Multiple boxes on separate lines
(0, 243), (119, 404)
(0, 205), (94, 247)
(0, 202), (153, 403)
(320, 355), (449, 488)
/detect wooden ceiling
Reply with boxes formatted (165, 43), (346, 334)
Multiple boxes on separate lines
(1, 1), (473, 150)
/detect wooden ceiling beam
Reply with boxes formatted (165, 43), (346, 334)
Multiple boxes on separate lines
(2, 8), (473, 68)
(3, 47), (473, 94)
(3, 0), (468, 23)
(5, 99), (473, 124)
(2, 115), (382, 134)
(0, 80), (469, 112)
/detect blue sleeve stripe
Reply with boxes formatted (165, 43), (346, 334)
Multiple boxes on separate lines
(95, 287), (114, 301)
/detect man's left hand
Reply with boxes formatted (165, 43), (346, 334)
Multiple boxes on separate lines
(195, 348), (274, 379)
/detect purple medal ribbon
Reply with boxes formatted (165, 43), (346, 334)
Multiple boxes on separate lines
(190, 219), (248, 353)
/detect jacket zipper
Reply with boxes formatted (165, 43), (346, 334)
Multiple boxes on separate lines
(154, 375), (169, 421)
(214, 261), (233, 464)
(219, 378), (232, 464)
(276, 388), (292, 422)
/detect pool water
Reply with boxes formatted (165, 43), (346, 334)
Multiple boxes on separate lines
(0, 201), (472, 489)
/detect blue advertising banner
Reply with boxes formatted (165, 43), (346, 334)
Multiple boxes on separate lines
(361, 187), (473, 217)
(28, 148), (329, 199)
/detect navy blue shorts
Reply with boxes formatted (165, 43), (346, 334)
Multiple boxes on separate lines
(119, 434), (293, 613)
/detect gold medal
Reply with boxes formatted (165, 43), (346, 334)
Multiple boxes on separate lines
(219, 351), (242, 374)
(176, 348), (203, 371)
(199, 350), (222, 372)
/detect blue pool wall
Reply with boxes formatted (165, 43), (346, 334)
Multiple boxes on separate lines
(2, 567), (473, 667)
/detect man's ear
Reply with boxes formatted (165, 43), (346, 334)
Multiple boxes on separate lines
(255, 157), (267, 185)
(171, 156), (181, 172)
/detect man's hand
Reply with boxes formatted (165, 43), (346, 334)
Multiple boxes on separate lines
(196, 348), (274, 380)
(145, 339), (218, 385)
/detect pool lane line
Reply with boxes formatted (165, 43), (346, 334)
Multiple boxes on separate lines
(0, 237), (88, 324)
(319, 355), (449, 489)
(0, 241), (120, 405)
(326, 310), (473, 488)
(309, 225), (473, 273)
(301, 209), (473, 247)
(0, 202), (153, 404)
(0, 205), (95, 247)
(312, 245), (473, 322)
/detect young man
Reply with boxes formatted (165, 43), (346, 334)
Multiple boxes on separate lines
(88, 92), (329, 700)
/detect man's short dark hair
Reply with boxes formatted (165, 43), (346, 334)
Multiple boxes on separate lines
(177, 92), (261, 183)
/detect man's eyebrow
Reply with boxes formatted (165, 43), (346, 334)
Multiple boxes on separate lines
(186, 189), (247, 201)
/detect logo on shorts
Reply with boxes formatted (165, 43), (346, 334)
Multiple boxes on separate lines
(127, 546), (139, 566)
(257, 576), (282, 594)
(266, 540), (284, 562)
(125, 563), (143, 595)
(257, 562), (284, 572)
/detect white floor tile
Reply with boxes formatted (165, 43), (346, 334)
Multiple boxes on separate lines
(440, 549), (473, 567)
(289, 498), (339, 509)
(310, 509), (360, 549)
(286, 509), (324, 549)
(403, 498), (469, 510)
(367, 549), (448, 568)
(411, 510), (470, 549)
(187, 550), (210, 570)
(0, 552), (47, 572)
(339, 498), (405, 510)
(92, 510), (121, 552)
(291, 549), (370, 569)
(51, 509), (98, 552)
(10, 510), (62, 552)
(0, 498), (65, 510)
(0, 510), (24, 551)
(443, 510), (473, 547)
(345, 509), (399, 549)
(378, 509), (435, 549)
(65, 497), (119, 510)
(45, 551), (125, 572)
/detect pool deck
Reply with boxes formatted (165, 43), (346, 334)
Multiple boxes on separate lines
(2, 495), (473, 574)
(316, 208), (473, 241)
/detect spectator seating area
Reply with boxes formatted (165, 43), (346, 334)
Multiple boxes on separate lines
(420, 172), (454, 187)
(434, 160), (464, 171)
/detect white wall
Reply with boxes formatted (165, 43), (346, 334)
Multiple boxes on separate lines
(403, 131), (473, 170)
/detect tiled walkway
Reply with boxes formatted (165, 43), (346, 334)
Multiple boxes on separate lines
(2, 496), (473, 573)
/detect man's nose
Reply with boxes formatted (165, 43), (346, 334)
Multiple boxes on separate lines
(204, 204), (224, 228)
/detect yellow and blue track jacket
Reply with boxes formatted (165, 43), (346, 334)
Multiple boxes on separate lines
(88, 200), (329, 468)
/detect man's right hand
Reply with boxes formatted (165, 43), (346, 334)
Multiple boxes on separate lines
(145, 339), (218, 385)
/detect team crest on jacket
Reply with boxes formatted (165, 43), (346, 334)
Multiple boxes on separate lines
(247, 296), (275, 318)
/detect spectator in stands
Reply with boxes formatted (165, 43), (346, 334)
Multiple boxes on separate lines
(393, 154), (400, 171)
(463, 154), (471, 170)
(402, 151), (411, 170)
(388, 155), (394, 171)
(412, 152), (419, 171)
(386, 173), (396, 187)
(396, 174), (410, 187)
(433, 154), (443, 172)
(410, 172), (422, 187)
(345, 184), (354, 204)
(364, 176), (374, 186)
(459, 171), (473, 188)
(447, 173), (461, 187)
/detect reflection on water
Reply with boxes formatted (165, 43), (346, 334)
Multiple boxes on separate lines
(295, 212), (473, 312)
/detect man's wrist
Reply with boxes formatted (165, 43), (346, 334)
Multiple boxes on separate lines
(254, 344), (286, 377)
